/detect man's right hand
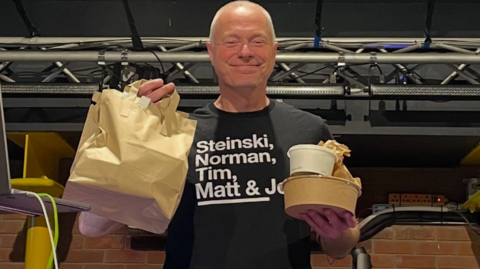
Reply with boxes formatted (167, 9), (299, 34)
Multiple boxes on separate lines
(137, 79), (176, 103)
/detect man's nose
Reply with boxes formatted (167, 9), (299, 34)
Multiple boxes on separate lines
(238, 43), (255, 59)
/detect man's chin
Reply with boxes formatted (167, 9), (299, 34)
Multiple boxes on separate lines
(231, 83), (259, 90)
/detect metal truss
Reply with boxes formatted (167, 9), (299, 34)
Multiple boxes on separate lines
(1, 37), (480, 137)
(1, 37), (480, 90)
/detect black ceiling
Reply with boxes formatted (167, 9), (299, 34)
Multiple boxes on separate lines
(1, 0), (479, 38)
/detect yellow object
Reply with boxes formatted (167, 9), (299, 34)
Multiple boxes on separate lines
(7, 132), (75, 179)
(461, 142), (480, 165)
(462, 190), (480, 213)
(25, 216), (54, 269)
(7, 132), (75, 269)
(11, 178), (64, 198)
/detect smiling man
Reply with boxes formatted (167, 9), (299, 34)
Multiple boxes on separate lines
(78, 1), (359, 268)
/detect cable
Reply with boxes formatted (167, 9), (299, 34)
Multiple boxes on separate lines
(313, 0), (324, 48)
(38, 193), (59, 269)
(357, 207), (373, 219)
(424, 0), (436, 47)
(451, 210), (480, 237)
(149, 51), (166, 80)
(11, 0), (41, 37)
(121, 0), (144, 51)
(374, 65), (383, 75)
(359, 209), (479, 242)
(284, 66), (330, 81)
(25, 191), (59, 269)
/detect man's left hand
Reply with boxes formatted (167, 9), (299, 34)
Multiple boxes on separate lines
(302, 208), (357, 240)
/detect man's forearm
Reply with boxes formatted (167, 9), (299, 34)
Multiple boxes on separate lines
(78, 212), (125, 237)
(319, 225), (360, 259)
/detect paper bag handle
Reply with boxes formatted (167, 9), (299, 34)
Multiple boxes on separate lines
(92, 92), (101, 103)
(159, 89), (180, 136)
(120, 81), (143, 117)
(123, 80), (142, 96)
(119, 80), (180, 136)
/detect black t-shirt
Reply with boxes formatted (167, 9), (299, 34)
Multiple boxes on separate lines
(164, 99), (333, 269)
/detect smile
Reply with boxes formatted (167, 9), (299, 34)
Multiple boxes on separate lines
(231, 65), (260, 73)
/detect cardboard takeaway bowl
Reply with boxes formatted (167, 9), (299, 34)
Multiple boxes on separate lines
(283, 174), (362, 220)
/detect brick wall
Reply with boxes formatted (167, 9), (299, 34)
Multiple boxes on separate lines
(0, 213), (479, 269)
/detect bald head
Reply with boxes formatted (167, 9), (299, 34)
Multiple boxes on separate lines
(209, 1), (276, 44)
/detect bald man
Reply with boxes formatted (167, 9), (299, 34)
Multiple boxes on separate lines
(78, 1), (359, 268)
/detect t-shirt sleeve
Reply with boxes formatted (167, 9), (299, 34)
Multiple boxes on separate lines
(311, 116), (334, 143)
(321, 119), (334, 141)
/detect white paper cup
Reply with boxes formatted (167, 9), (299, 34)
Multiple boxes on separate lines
(287, 145), (336, 176)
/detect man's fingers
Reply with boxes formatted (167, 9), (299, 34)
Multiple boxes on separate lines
(343, 211), (358, 228)
(138, 79), (165, 96)
(307, 210), (340, 239)
(302, 213), (331, 239)
(146, 82), (176, 103)
(324, 208), (347, 230)
(322, 209), (347, 238)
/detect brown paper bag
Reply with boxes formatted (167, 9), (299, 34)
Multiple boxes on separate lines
(63, 80), (197, 234)
(318, 140), (362, 188)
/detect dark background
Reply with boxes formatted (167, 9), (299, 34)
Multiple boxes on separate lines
(1, 0), (479, 38)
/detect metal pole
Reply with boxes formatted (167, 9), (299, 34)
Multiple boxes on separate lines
(277, 63), (305, 83)
(322, 43), (355, 54)
(271, 63), (306, 81)
(433, 43), (478, 54)
(336, 71), (366, 89)
(3, 37), (480, 47)
(2, 51), (480, 64)
(0, 48), (10, 73)
(165, 42), (201, 52)
(159, 46), (199, 83)
(391, 42), (422, 53)
(284, 43), (308, 51)
(441, 48), (480, 85)
(0, 74), (15, 82)
(446, 65), (479, 85)
(0, 62), (10, 73)
(39, 48), (80, 83)
(378, 48), (423, 84)
(51, 61), (80, 83)
(441, 63), (469, 84)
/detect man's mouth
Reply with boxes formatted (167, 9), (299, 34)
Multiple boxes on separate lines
(231, 65), (260, 73)
(231, 64), (260, 67)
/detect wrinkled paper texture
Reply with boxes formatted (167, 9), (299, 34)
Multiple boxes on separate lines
(318, 140), (362, 189)
(64, 80), (197, 234)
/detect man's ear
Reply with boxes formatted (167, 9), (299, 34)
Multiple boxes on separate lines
(273, 41), (279, 56)
(206, 41), (215, 67)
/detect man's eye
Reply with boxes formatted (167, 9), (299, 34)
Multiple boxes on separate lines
(225, 41), (239, 46)
(252, 40), (266, 46)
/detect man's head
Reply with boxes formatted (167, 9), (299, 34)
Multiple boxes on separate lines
(206, 1), (278, 91)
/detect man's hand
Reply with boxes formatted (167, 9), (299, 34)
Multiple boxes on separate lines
(137, 79), (176, 102)
(302, 208), (357, 240)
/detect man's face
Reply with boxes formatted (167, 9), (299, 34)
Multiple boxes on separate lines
(207, 7), (278, 90)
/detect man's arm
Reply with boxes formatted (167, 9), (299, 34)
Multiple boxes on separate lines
(303, 208), (359, 259)
(78, 212), (126, 237)
(320, 225), (360, 259)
